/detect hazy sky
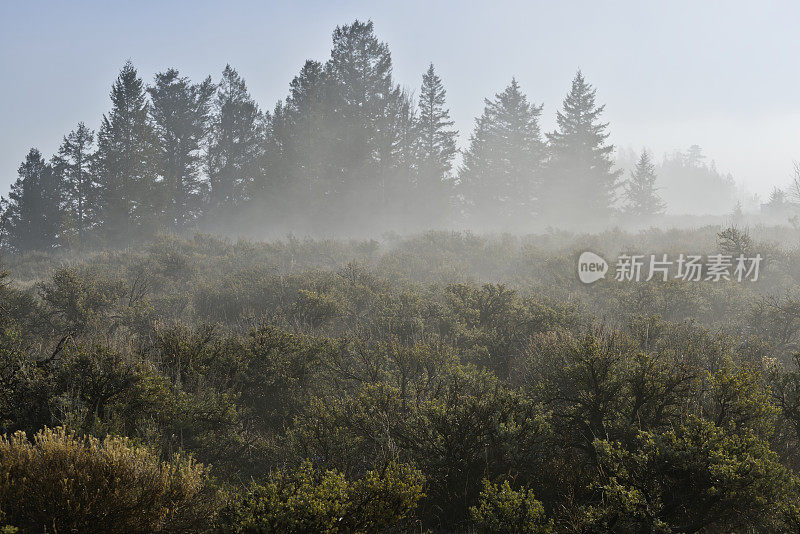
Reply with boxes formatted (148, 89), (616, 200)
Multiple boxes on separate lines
(1, 0), (798, 201)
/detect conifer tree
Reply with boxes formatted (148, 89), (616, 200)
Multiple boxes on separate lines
(269, 60), (326, 223)
(320, 20), (404, 226)
(414, 64), (457, 226)
(623, 150), (665, 217)
(206, 65), (264, 212)
(52, 122), (97, 244)
(459, 79), (545, 227)
(416, 64), (457, 177)
(2, 149), (61, 252)
(283, 60), (325, 205)
(543, 71), (621, 225)
(148, 69), (215, 229)
(657, 146), (737, 215)
(285, 60), (324, 193)
(94, 61), (158, 243)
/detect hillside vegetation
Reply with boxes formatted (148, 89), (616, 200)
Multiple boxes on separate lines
(3, 227), (800, 532)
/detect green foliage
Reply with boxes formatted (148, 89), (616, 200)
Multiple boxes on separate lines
(94, 61), (159, 243)
(470, 479), (551, 534)
(1, 230), (799, 530)
(2, 148), (62, 253)
(543, 70), (621, 224)
(586, 417), (794, 533)
(215, 460), (424, 533)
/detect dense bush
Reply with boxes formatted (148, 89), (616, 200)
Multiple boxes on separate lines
(0, 426), (217, 533)
(470, 480), (551, 534)
(215, 461), (424, 533)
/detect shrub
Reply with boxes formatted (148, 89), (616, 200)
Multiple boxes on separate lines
(586, 417), (795, 532)
(0, 426), (217, 533)
(216, 460), (424, 533)
(470, 479), (551, 534)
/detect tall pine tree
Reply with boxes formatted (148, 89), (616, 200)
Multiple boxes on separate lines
(265, 60), (326, 228)
(543, 71), (621, 225)
(148, 69), (215, 230)
(319, 20), (404, 229)
(285, 60), (325, 201)
(414, 64), (457, 226)
(52, 122), (97, 245)
(623, 149), (665, 217)
(206, 65), (264, 213)
(94, 61), (158, 243)
(458, 79), (545, 228)
(2, 149), (62, 252)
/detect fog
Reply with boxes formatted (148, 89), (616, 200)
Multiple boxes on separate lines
(2, 1), (800, 244)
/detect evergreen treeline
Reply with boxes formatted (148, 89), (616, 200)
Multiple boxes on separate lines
(0, 20), (666, 252)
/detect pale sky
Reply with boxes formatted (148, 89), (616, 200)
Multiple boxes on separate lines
(1, 0), (799, 200)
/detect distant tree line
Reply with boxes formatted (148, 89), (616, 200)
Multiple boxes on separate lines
(1, 20), (666, 253)
(616, 143), (739, 217)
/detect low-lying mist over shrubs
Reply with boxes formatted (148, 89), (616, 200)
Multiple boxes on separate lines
(1, 228), (800, 531)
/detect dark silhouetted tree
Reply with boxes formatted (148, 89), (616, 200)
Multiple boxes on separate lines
(285, 60), (325, 203)
(318, 20), (405, 229)
(459, 79), (545, 227)
(206, 65), (265, 213)
(2, 149), (62, 252)
(52, 122), (97, 245)
(148, 69), (215, 230)
(94, 61), (158, 243)
(259, 60), (326, 229)
(414, 63), (458, 227)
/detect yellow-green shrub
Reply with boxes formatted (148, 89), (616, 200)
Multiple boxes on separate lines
(0, 426), (217, 533)
(216, 460), (424, 533)
(470, 479), (551, 534)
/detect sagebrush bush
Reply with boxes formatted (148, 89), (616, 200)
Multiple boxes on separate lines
(215, 460), (425, 533)
(470, 479), (551, 534)
(0, 426), (218, 533)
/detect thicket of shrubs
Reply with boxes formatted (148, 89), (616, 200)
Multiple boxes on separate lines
(0, 427), (215, 533)
(2, 228), (800, 531)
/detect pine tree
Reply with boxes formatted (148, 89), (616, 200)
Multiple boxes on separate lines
(94, 61), (158, 243)
(417, 64), (457, 179)
(52, 122), (97, 245)
(2, 149), (61, 252)
(270, 60), (326, 224)
(458, 79), (545, 227)
(319, 20), (404, 227)
(148, 69), (215, 230)
(414, 64), (457, 226)
(206, 65), (264, 212)
(543, 71), (621, 225)
(379, 87), (418, 228)
(255, 90), (335, 233)
(623, 150), (665, 217)
(261, 99), (290, 205)
(685, 144), (705, 167)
